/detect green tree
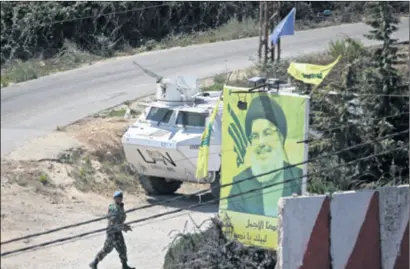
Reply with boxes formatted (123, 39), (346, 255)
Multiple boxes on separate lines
(307, 39), (369, 193)
(306, 1), (409, 191)
(356, 1), (409, 186)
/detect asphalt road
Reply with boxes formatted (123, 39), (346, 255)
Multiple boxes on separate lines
(1, 19), (409, 156)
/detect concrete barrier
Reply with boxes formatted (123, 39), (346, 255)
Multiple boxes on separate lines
(276, 195), (330, 269)
(330, 190), (381, 269)
(378, 185), (409, 269)
(276, 185), (409, 269)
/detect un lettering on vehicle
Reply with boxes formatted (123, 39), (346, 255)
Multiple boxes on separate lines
(137, 149), (177, 172)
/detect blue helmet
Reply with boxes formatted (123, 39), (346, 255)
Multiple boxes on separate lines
(113, 191), (123, 199)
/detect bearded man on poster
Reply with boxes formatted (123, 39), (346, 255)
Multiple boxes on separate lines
(227, 95), (303, 217)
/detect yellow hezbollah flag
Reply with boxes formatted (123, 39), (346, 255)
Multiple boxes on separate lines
(196, 98), (221, 179)
(287, 56), (341, 85)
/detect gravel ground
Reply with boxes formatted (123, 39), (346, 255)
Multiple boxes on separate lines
(1, 182), (216, 269)
(1, 196), (215, 269)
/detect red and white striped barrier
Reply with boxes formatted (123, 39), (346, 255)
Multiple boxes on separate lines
(276, 185), (409, 269)
(330, 190), (381, 269)
(378, 185), (409, 269)
(276, 195), (330, 269)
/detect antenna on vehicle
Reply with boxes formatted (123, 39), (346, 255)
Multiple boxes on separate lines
(133, 61), (163, 83)
(133, 61), (199, 103)
(225, 71), (233, 86)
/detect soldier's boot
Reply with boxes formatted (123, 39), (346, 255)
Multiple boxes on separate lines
(121, 260), (135, 269)
(89, 258), (99, 269)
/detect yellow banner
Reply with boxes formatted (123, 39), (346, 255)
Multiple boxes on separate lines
(287, 56), (341, 85)
(219, 86), (310, 249)
(195, 98), (221, 179)
(220, 210), (279, 248)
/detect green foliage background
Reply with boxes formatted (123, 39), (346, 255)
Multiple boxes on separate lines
(2, 1), (408, 64)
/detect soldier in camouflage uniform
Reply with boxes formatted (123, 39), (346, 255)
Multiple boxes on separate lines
(89, 191), (135, 269)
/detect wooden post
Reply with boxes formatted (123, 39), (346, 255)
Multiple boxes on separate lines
(270, 42), (275, 62)
(258, 1), (263, 62)
(276, 1), (282, 62)
(270, 1), (275, 63)
(263, 1), (269, 66)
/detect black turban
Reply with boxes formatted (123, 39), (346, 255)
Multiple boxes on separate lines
(245, 94), (287, 143)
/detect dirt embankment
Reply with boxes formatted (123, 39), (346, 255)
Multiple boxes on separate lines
(1, 114), (138, 237)
(0, 86), (215, 269)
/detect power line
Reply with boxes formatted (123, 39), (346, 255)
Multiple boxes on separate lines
(4, 119), (405, 243)
(129, 111), (409, 163)
(311, 91), (410, 99)
(354, 93), (409, 98)
(300, 112), (409, 143)
(1, 128), (406, 245)
(1, 144), (407, 257)
(2, 130), (408, 249)
(0, 190), (208, 245)
(136, 177), (304, 230)
(308, 111), (408, 123)
(1, 129), (407, 246)
(0, 181), (299, 257)
(310, 94), (410, 100)
(312, 87), (410, 108)
(135, 182), (299, 229)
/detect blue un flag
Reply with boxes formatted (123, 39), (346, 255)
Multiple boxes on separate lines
(270, 7), (296, 45)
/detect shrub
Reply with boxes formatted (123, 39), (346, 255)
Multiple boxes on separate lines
(164, 218), (276, 269)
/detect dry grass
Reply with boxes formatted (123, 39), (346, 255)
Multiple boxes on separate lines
(0, 41), (100, 87)
(62, 117), (141, 195)
(0, 116), (142, 201)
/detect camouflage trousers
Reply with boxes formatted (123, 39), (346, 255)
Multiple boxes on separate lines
(95, 231), (127, 263)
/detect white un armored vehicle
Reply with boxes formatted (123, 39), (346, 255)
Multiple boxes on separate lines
(122, 63), (296, 198)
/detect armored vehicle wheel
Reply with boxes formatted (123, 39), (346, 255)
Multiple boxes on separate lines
(210, 173), (221, 201)
(139, 176), (182, 195)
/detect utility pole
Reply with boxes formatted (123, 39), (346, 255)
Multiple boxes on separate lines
(258, 2), (282, 65)
(258, 1), (270, 66)
(258, 2), (267, 64)
(270, 1), (281, 63)
(270, 1), (275, 63)
(258, 1), (263, 61)
(263, 1), (269, 66)
(276, 1), (282, 62)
